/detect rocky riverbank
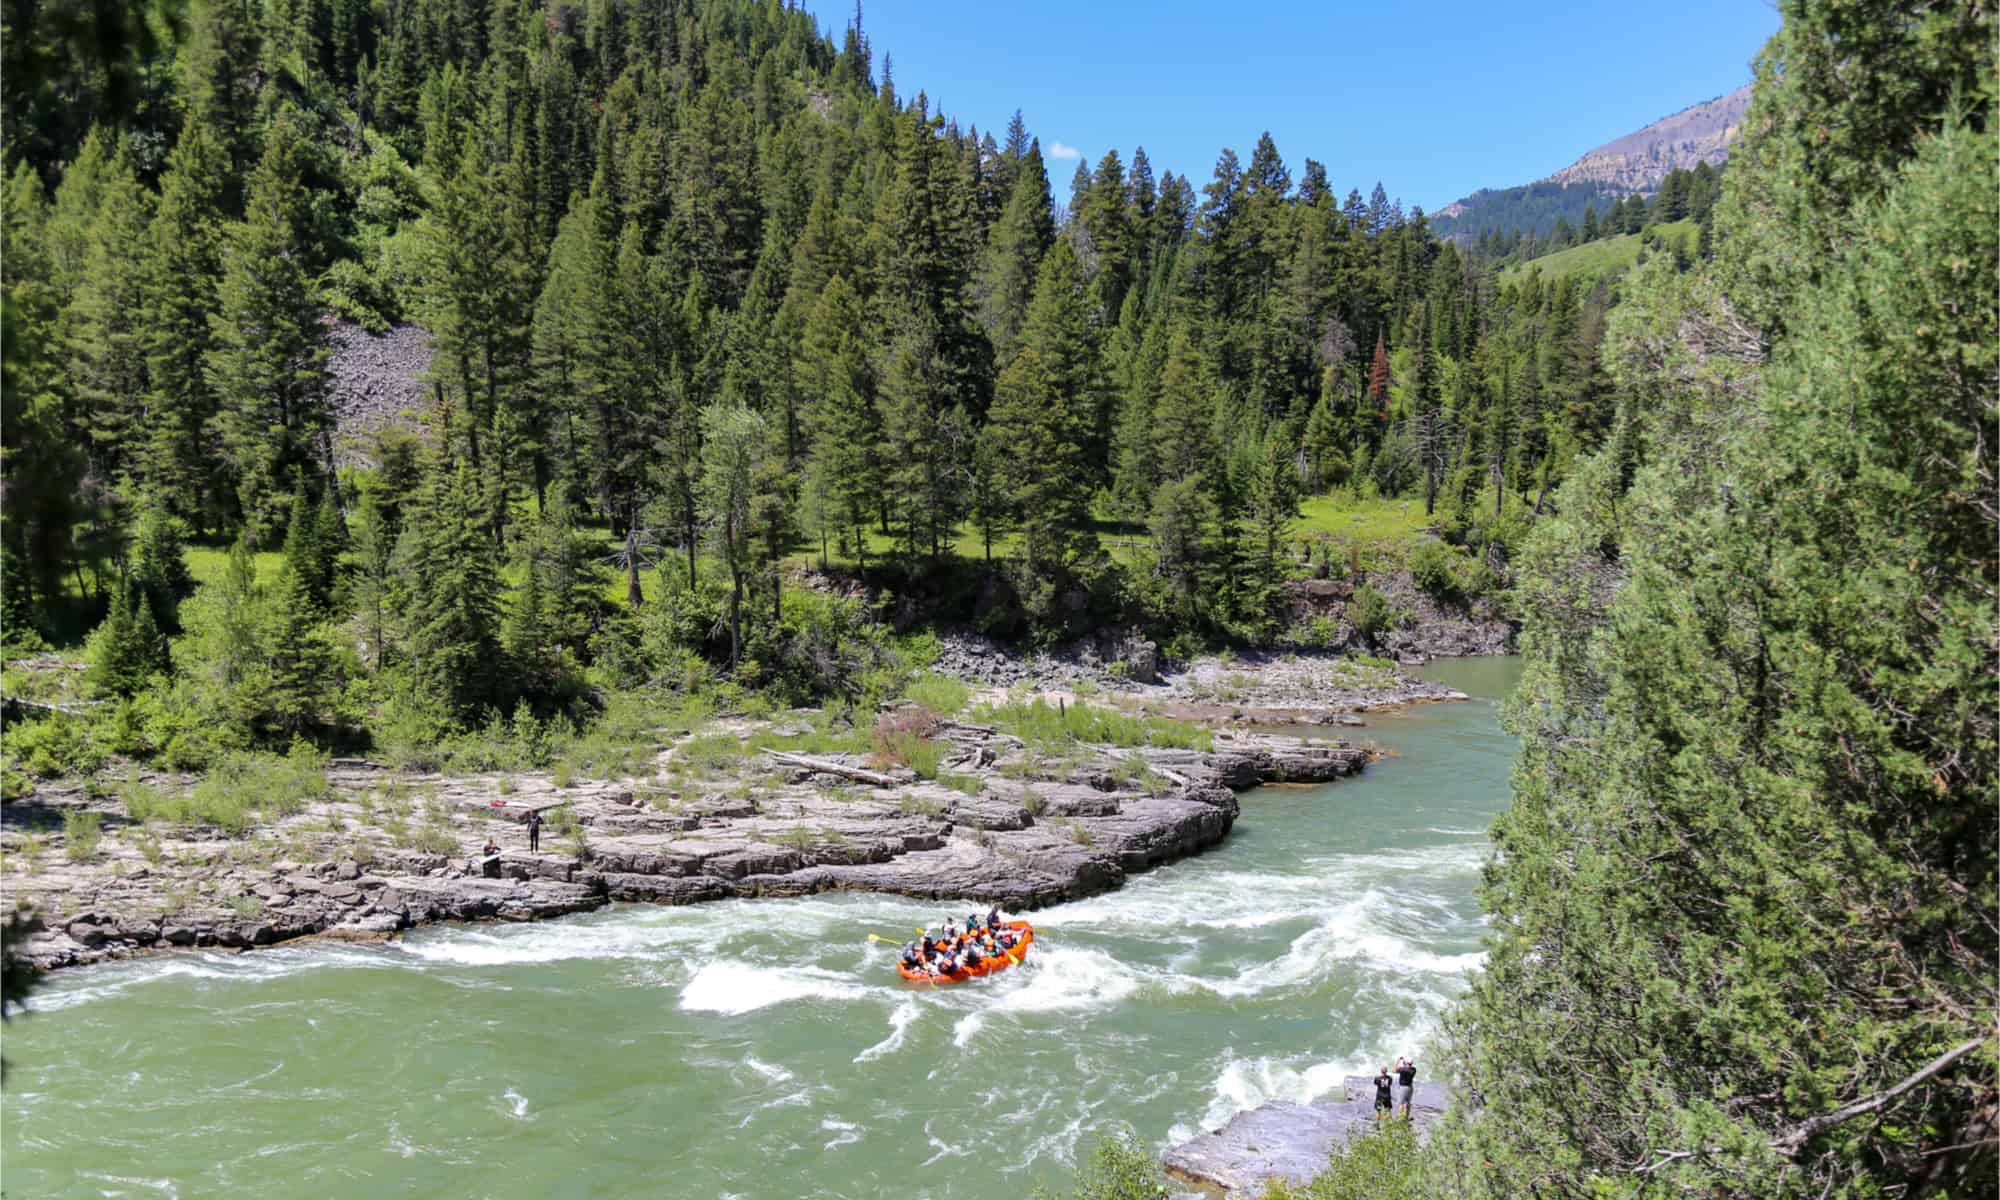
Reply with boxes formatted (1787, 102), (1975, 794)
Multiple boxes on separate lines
(2, 708), (1378, 972)
(1163, 1075), (1453, 1195)
(930, 634), (1471, 727)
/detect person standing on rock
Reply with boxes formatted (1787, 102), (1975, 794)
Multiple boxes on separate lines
(527, 809), (542, 852)
(1373, 1066), (1395, 1123)
(1394, 1056), (1417, 1120)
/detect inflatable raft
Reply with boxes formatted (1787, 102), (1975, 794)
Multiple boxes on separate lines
(898, 921), (1034, 984)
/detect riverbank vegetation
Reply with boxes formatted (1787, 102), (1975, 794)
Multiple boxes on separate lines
(1, 0), (1990, 1192)
(8, 0), (1602, 786)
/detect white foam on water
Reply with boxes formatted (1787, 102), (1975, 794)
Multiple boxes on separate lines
(820, 1117), (862, 1150)
(391, 919), (686, 967)
(501, 1087), (531, 1120)
(986, 947), (1141, 1014)
(1185, 1055), (1351, 1140)
(26, 948), (375, 1013)
(853, 999), (920, 1063)
(1020, 1112), (1090, 1171)
(75, 1173), (178, 1198)
(679, 961), (869, 1015)
(743, 1056), (793, 1083)
(950, 1012), (985, 1048)
(919, 1117), (975, 1167)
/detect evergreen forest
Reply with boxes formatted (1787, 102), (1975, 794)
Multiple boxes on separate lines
(1, 0), (1993, 1195)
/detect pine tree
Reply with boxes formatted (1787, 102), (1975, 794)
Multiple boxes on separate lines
(986, 342), (1099, 628)
(1443, 9), (1997, 1194)
(137, 121), (230, 529)
(1, 161), (82, 624)
(1150, 326), (1213, 486)
(61, 134), (152, 485)
(84, 580), (166, 698)
(1365, 331), (1391, 427)
(973, 140), (1053, 368)
(128, 505), (194, 634)
(400, 458), (504, 718)
(698, 401), (766, 670)
(348, 487), (396, 672)
(207, 115), (331, 542)
(1014, 236), (1108, 479)
(264, 560), (335, 736)
(798, 275), (881, 569)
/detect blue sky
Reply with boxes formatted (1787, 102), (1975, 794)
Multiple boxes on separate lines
(802, 1), (1781, 211)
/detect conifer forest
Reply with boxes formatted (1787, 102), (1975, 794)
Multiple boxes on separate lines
(0, 0), (1993, 1196)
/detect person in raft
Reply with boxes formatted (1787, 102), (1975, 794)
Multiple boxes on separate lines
(1373, 1066), (1395, 1122)
(1394, 1056), (1417, 1119)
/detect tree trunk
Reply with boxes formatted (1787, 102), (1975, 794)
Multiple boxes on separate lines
(684, 515), (698, 592)
(625, 527), (643, 609)
(728, 564), (743, 671)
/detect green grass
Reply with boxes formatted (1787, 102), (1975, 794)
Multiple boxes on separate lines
(183, 544), (287, 590)
(903, 672), (972, 718)
(973, 697), (1213, 753)
(1500, 219), (1701, 287)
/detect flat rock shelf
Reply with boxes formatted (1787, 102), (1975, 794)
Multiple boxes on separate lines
(14, 724), (1374, 971)
(1163, 1076), (1453, 1196)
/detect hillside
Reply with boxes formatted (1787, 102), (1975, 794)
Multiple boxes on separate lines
(1499, 219), (1697, 285)
(1546, 85), (1751, 191)
(1434, 85), (1750, 240)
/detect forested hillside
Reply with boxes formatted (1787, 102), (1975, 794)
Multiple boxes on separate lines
(1427, 2), (1998, 1197)
(2, 0), (1622, 759)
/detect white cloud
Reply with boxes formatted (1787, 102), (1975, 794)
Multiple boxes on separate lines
(1047, 141), (1082, 160)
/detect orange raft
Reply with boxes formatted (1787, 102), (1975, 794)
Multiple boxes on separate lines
(897, 921), (1035, 985)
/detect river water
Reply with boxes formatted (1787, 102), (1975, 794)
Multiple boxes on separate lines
(1, 657), (1519, 1199)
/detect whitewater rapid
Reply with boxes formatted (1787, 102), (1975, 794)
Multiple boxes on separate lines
(6, 659), (1518, 1200)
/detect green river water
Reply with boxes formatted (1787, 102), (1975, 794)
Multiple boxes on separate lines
(2, 657), (1520, 1199)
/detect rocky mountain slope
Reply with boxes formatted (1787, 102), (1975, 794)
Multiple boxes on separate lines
(1432, 84), (1750, 239)
(1544, 85), (1751, 192)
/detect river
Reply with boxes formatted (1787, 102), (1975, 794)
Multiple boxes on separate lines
(1, 657), (1519, 1199)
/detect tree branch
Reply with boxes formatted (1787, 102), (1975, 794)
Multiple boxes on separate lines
(1770, 1035), (1991, 1156)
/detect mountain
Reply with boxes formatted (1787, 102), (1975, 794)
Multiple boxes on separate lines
(1432, 85), (1751, 240)
(1546, 85), (1752, 191)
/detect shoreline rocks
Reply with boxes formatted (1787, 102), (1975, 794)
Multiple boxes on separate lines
(1162, 1076), (1453, 1196)
(6, 726), (1377, 974)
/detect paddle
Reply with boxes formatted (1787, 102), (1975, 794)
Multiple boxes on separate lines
(870, 933), (942, 986)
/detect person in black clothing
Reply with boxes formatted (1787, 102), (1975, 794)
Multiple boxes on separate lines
(1394, 1056), (1417, 1119)
(986, 906), (1001, 930)
(1373, 1066), (1395, 1123)
(527, 809), (542, 851)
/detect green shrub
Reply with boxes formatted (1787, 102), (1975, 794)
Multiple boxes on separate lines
(973, 699), (1212, 753)
(1031, 1134), (1169, 1200)
(184, 744), (330, 834)
(1260, 1118), (1423, 1199)
(395, 821), (458, 854)
(1348, 587), (1400, 641)
(3, 713), (107, 779)
(121, 779), (191, 825)
(903, 672), (971, 718)
(62, 810), (102, 860)
(130, 825), (164, 865)
(1407, 539), (1463, 601)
